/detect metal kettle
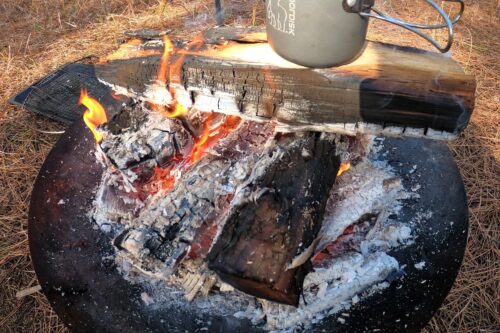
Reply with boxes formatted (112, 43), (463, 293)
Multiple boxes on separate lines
(265, 0), (465, 68)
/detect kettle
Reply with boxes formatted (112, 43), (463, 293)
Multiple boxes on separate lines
(265, 0), (464, 68)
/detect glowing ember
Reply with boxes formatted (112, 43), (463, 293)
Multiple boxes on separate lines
(79, 90), (108, 143)
(145, 34), (243, 192)
(153, 166), (177, 192)
(189, 115), (241, 165)
(337, 161), (351, 177)
(191, 122), (210, 164)
(110, 91), (125, 101)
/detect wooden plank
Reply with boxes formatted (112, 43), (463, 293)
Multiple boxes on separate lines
(94, 27), (476, 139)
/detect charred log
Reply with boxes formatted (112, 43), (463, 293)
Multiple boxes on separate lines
(99, 104), (341, 306)
(103, 104), (279, 274)
(207, 133), (340, 306)
(94, 27), (476, 139)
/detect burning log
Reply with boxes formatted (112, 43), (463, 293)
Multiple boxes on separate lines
(91, 101), (340, 306)
(95, 27), (476, 139)
(207, 133), (340, 306)
(28, 82), (470, 331)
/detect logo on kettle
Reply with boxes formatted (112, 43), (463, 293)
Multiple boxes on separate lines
(267, 0), (296, 35)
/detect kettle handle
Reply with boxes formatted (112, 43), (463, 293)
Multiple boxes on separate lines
(350, 0), (465, 53)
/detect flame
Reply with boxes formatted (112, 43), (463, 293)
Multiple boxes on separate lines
(148, 114), (241, 195)
(157, 35), (174, 84)
(137, 34), (242, 194)
(337, 161), (351, 177)
(79, 90), (108, 143)
(190, 122), (211, 164)
(152, 102), (188, 119)
(153, 35), (206, 119)
(189, 115), (241, 165)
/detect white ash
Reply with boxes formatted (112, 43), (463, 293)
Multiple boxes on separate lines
(118, 130), (313, 278)
(230, 137), (416, 331)
(362, 281), (391, 298)
(261, 252), (399, 331)
(143, 84), (174, 106)
(89, 108), (422, 331)
(141, 292), (155, 306)
(275, 122), (458, 140)
(99, 109), (176, 171)
(414, 261), (426, 270)
(317, 144), (414, 252)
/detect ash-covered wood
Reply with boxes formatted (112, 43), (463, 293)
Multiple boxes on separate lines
(99, 102), (193, 185)
(94, 27), (476, 139)
(207, 133), (340, 306)
(106, 110), (278, 274)
(137, 120), (276, 270)
(99, 103), (341, 306)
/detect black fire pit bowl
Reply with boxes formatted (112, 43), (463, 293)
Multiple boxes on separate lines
(28, 120), (468, 333)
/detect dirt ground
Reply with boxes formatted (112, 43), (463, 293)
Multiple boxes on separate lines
(0, 0), (498, 332)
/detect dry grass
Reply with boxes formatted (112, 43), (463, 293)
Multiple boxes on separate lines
(0, 0), (498, 332)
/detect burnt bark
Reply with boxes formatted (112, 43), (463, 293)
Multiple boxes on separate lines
(207, 133), (340, 306)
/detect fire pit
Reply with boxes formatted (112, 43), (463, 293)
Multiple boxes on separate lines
(25, 28), (471, 332)
(29, 114), (467, 332)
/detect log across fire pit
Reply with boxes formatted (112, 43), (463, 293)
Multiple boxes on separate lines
(26, 28), (471, 332)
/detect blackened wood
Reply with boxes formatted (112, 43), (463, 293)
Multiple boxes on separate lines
(94, 27), (476, 139)
(207, 133), (340, 306)
(116, 120), (277, 273)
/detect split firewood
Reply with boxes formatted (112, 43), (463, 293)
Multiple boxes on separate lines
(94, 27), (476, 140)
(207, 133), (340, 306)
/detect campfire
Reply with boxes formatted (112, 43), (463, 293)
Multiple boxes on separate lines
(85, 95), (416, 329)
(23, 27), (472, 332)
(54, 31), (429, 331)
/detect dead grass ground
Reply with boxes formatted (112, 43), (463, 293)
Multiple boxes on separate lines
(0, 0), (498, 332)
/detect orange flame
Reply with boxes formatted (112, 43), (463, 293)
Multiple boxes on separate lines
(189, 115), (241, 165)
(147, 35), (243, 193)
(157, 35), (174, 84)
(152, 102), (188, 119)
(191, 122), (211, 164)
(148, 115), (241, 195)
(79, 90), (108, 143)
(337, 162), (351, 177)
(153, 34), (206, 119)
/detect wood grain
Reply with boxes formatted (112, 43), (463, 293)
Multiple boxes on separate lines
(95, 27), (476, 139)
